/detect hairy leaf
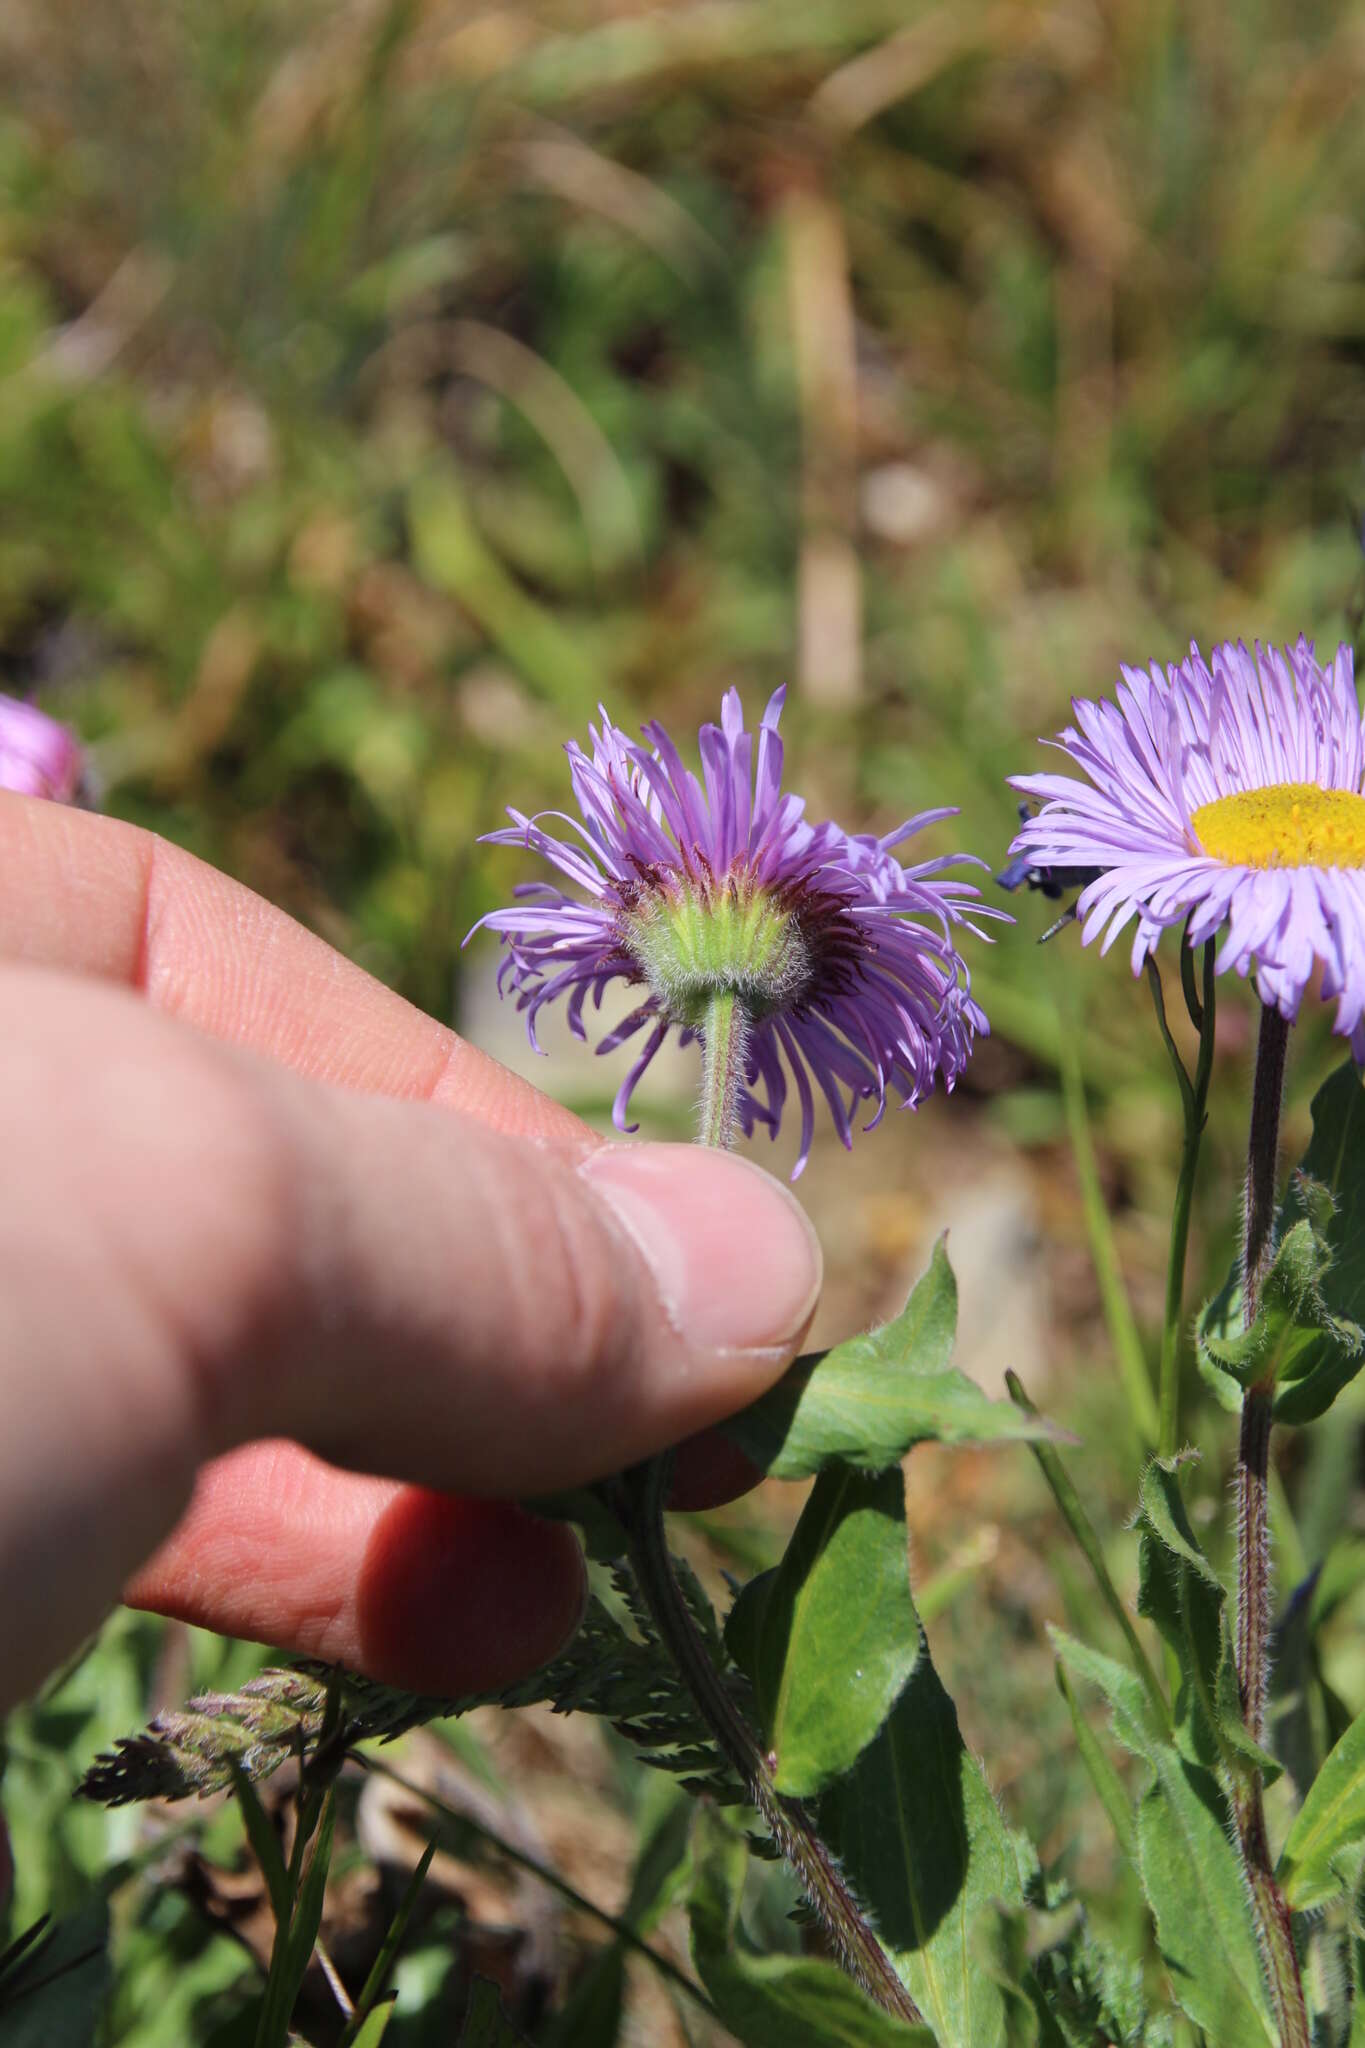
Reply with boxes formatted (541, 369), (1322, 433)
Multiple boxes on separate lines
(1053, 1660), (1137, 1866)
(1135, 1458), (1276, 1781)
(1135, 1754), (1276, 2047)
(725, 1239), (1061, 1480)
(1054, 1622), (1275, 2045)
(1279, 1705), (1365, 1911)
(82, 1562), (748, 1808)
(688, 1808), (933, 2047)
(816, 1649), (1025, 2048)
(724, 1465), (919, 1797)
(1198, 1061), (1365, 1424)
(1268, 1567), (1326, 1804)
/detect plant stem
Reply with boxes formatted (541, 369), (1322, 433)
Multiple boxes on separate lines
(1241, 1003), (1290, 1336)
(1231, 1001), (1307, 2048)
(1146, 942), (1217, 1458)
(1058, 1021), (1157, 1447)
(699, 989), (748, 1149)
(635, 984), (921, 2022)
(617, 1458), (925, 2029)
(1007, 1371), (1168, 1727)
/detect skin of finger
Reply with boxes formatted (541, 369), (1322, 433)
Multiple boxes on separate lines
(120, 1431), (756, 1686)
(0, 968), (814, 1699)
(124, 1443), (588, 1698)
(0, 792), (584, 1138)
(0, 974), (597, 1700)
(0, 802), (777, 1498)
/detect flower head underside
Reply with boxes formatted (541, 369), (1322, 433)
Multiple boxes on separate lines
(475, 688), (1001, 1174)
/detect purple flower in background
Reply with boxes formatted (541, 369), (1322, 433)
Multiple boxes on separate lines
(0, 693), (84, 804)
(475, 688), (999, 1175)
(1009, 637), (1365, 1054)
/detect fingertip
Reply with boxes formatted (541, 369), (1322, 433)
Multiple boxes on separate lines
(354, 1492), (588, 1697)
(580, 1142), (822, 1354)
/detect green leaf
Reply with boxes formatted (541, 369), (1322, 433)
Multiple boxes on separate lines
(1198, 1061), (1365, 1425)
(1054, 1622), (1276, 2046)
(1050, 1628), (1166, 1760)
(1135, 1754), (1277, 2047)
(725, 1240), (1062, 1480)
(458, 1977), (533, 2046)
(1349, 1864), (1365, 2048)
(816, 1649), (1025, 2048)
(0, 1897), (109, 2048)
(231, 1766), (291, 1925)
(688, 1808), (933, 2046)
(541, 1946), (624, 2048)
(256, 1787), (337, 2048)
(975, 1904), (1073, 2048)
(1278, 1705), (1365, 1911)
(1267, 1568), (1325, 1803)
(1053, 1660), (1137, 1866)
(723, 1453), (1025, 2047)
(541, 1792), (693, 2048)
(1198, 1211), (1361, 1415)
(724, 1466), (920, 1797)
(338, 1840), (436, 2048)
(347, 2004), (397, 2048)
(523, 1485), (629, 1565)
(1135, 1458), (1276, 1781)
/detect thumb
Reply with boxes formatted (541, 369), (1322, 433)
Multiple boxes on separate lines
(1, 966), (822, 1702)
(3, 961), (820, 1521)
(262, 1088), (823, 1495)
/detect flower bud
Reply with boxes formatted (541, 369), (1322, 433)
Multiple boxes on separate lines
(0, 694), (85, 804)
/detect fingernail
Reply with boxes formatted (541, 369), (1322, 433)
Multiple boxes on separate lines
(580, 1143), (822, 1352)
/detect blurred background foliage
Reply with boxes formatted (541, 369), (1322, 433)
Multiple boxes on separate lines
(7, 0), (1365, 2040)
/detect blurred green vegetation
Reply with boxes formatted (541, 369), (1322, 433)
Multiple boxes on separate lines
(7, 0), (1365, 2039)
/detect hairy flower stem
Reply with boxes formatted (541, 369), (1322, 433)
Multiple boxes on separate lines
(699, 988), (749, 1149)
(617, 1457), (925, 2028)
(1232, 1002), (1307, 2048)
(611, 1006), (924, 2027)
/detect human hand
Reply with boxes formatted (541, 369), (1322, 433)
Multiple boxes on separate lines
(0, 795), (821, 1711)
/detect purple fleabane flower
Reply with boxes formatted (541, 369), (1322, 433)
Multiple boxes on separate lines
(0, 693), (84, 803)
(473, 688), (1000, 1176)
(1009, 636), (1365, 1055)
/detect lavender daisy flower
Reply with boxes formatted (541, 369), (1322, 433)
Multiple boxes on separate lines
(475, 688), (999, 1174)
(0, 693), (84, 803)
(1009, 636), (1365, 1054)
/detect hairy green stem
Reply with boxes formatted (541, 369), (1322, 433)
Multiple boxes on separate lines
(699, 988), (749, 1149)
(617, 1458), (925, 2028)
(607, 1008), (924, 2027)
(1231, 1002), (1307, 2048)
(1146, 941), (1217, 1458)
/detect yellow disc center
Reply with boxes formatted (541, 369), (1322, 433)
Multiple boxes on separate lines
(1191, 782), (1365, 868)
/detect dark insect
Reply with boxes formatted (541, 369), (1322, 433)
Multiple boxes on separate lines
(996, 802), (1102, 942)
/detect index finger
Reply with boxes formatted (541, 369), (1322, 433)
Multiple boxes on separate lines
(0, 793), (582, 1137)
